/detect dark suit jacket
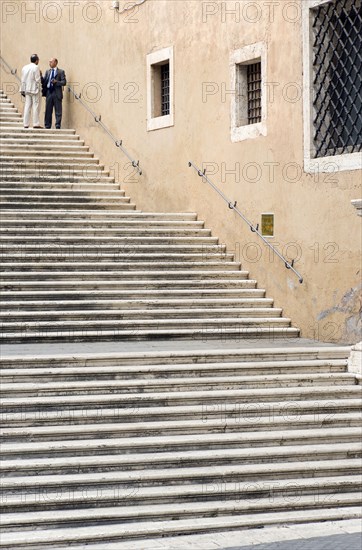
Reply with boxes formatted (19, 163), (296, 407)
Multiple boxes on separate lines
(42, 68), (66, 99)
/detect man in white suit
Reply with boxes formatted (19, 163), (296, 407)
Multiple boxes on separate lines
(20, 54), (42, 128)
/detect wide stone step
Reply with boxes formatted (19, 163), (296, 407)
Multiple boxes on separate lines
(1, 254), (235, 265)
(0, 506), (361, 548)
(0, 126), (76, 135)
(0, 201), (136, 210)
(1, 474), (361, 514)
(1, 441), (360, 475)
(0, 262), (241, 275)
(2, 460), (361, 496)
(6, 371), (354, 399)
(1, 413), (360, 444)
(0, 156), (100, 165)
(0, 132), (80, 140)
(0, 296), (268, 313)
(0, 290), (262, 307)
(0, 359), (348, 383)
(2, 388), (359, 417)
(0, 217), (204, 228)
(0, 210), (197, 220)
(1, 307), (280, 323)
(0, 137), (85, 146)
(0, 149), (94, 158)
(1, 227), (213, 238)
(0, 183), (121, 193)
(0, 144), (90, 153)
(0, 169), (110, 179)
(3, 347), (348, 368)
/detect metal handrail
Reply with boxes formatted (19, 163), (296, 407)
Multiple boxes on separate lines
(188, 160), (303, 283)
(0, 55), (142, 175)
(67, 85), (142, 175)
(0, 55), (20, 82)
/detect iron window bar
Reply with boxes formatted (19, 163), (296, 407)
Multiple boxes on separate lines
(67, 85), (142, 175)
(188, 160), (303, 284)
(0, 55), (142, 175)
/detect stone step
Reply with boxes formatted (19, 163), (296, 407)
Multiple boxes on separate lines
(0, 131), (80, 140)
(0, 156), (100, 165)
(2, 498), (362, 540)
(0, 358), (348, 382)
(2, 460), (361, 494)
(0, 296), (268, 312)
(2, 347), (348, 367)
(0, 315), (293, 332)
(0, 169), (110, 178)
(0, 307), (282, 323)
(0, 506), (361, 548)
(1, 327), (299, 343)
(1, 441), (359, 474)
(0, 126), (76, 135)
(0, 201), (137, 210)
(2, 425), (361, 459)
(1, 227), (212, 237)
(8, 370), (353, 399)
(0, 137), (85, 145)
(1, 254), (235, 264)
(0, 183), (120, 193)
(1, 412), (360, 443)
(0, 149), (95, 158)
(0, 217), (204, 228)
(0, 210), (197, 220)
(2, 388), (358, 417)
(0, 288), (259, 303)
(1, 473), (361, 513)
(0, 144), (90, 153)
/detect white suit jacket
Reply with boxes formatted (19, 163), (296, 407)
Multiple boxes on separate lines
(20, 63), (41, 94)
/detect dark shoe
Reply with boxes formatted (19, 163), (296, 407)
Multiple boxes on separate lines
(55, 126), (61, 129)
(23, 126), (29, 128)
(33, 126), (43, 129)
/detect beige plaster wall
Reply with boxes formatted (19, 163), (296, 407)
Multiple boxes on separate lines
(1, 0), (361, 344)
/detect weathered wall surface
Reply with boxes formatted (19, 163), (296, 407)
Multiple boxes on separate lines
(1, 0), (361, 343)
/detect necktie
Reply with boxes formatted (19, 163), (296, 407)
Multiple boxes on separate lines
(48, 69), (55, 90)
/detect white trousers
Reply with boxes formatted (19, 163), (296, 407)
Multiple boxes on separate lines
(23, 92), (40, 127)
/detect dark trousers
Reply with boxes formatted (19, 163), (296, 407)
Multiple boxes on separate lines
(45, 91), (63, 129)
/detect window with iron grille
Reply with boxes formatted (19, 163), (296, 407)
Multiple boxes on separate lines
(247, 62), (262, 124)
(147, 47), (174, 131)
(161, 63), (170, 116)
(311, 0), (362, 158)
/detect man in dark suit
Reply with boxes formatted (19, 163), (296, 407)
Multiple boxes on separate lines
(42, 58), (66, 129)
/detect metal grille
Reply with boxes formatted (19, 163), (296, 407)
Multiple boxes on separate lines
(312, 0), (362, 158)
(161, 63), (170, 116)
(247, 62), (262, 124)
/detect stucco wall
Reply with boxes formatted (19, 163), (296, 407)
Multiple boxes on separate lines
(1, 0), (361, 343)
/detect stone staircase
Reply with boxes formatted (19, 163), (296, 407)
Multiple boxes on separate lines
(0, 90), (298, 343)
(1, 90), (361, 548)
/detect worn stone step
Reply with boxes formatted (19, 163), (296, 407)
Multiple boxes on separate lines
(0, 126), (76, 135)
(3, 347), (347, 368)
(0, 137), (85, 146)
(0, 210), (197, 220)
(2, 441), (360, 475)
(1, 413), (360, 443)
(1, 494), (361, 536)
(2, 388), (359, 416)
(0, 169), (110, 178)
(0, 270), (245, 282)
(0, 149), (94, 158)
(0, 359), (348, 383)
(1, 254), (235, 265)
(0, 217), (204, 228)
(0, 131), (80, 140)
(1, 474), (360, 513)
(6, 371), (354, 400)
(0, 295), (268, 313)
(1, 307), (279, 323)
(2, 460), (361, 494)
(1, 227), (213, 237)
(0, 156), (100, 166)
(0, 144), (90, 153)
(0, 506), (361, 548)
(0, 201), (137, 210)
